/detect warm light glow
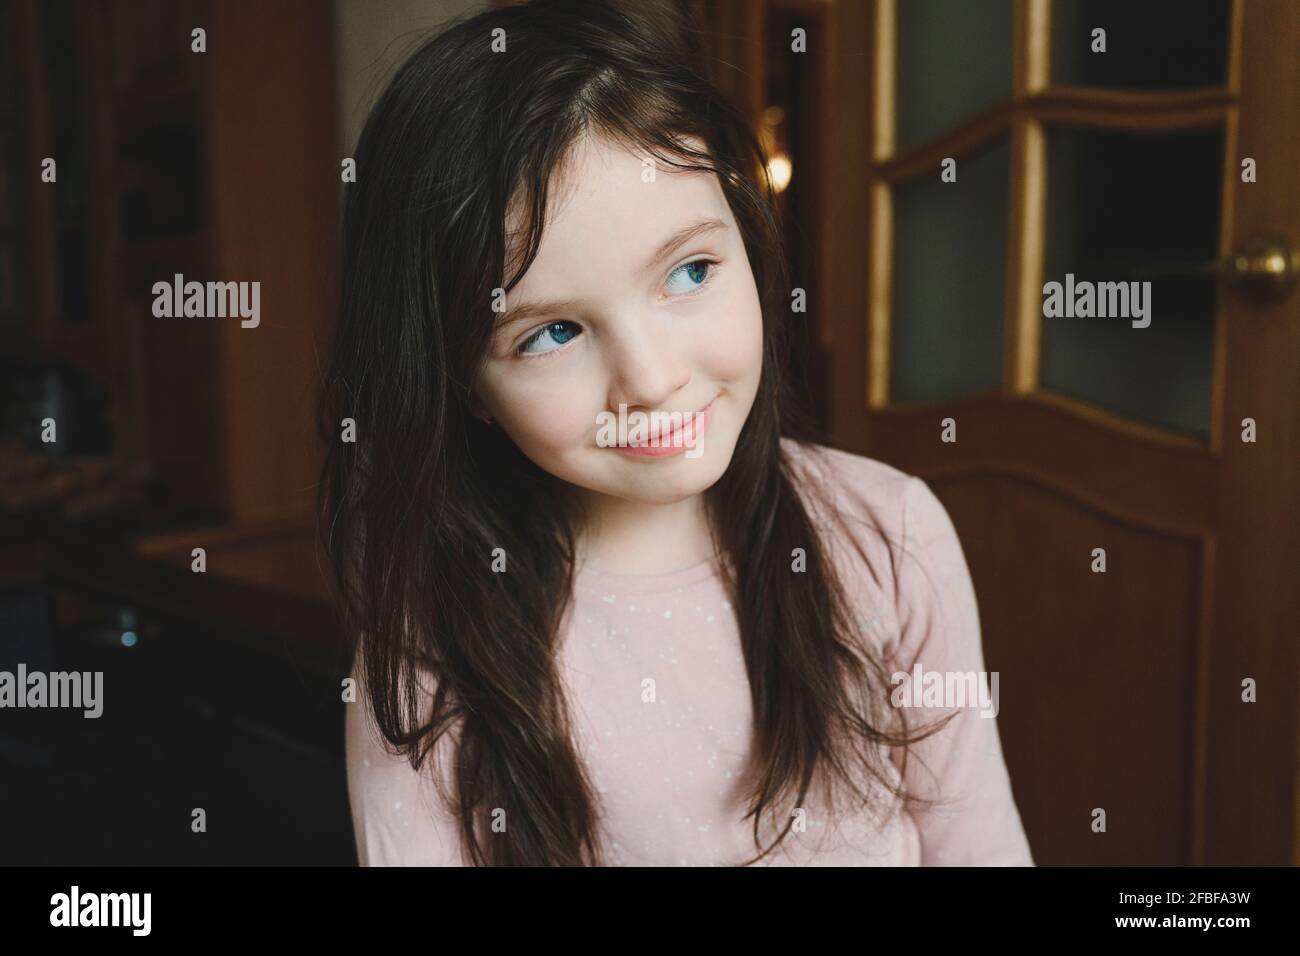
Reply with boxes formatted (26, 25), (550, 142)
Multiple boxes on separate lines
(766, 153), (793, 193)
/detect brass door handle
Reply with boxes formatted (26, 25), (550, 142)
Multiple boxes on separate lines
(1130, 234), (1298, 306)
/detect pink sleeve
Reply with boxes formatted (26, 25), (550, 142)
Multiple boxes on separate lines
(887, 477), (1035, 866)
(344, 652), (468, 866)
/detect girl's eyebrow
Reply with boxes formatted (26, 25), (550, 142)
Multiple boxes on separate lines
(497, 216), (728, 330)
(642, 216), (727, 273)
(496, 296), (586, 332)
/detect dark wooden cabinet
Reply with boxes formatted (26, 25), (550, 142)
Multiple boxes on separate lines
(6, 0), (339, 532)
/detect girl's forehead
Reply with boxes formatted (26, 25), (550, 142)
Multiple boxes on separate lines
(504, 135), (729, 282)
(507, 131), (717, 222)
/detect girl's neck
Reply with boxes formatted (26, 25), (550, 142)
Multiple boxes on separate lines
(573, 488), (718, 576)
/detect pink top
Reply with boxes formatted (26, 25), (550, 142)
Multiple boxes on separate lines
(345, 439), (1035, 865)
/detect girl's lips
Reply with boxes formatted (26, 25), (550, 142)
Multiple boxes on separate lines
(615, 398), (715, 459)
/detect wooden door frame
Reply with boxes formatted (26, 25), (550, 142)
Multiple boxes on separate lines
(828, 0), (1298, 864)
(1203, 0), (1299, 868)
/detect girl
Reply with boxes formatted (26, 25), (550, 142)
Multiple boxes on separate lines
(319, 0), (1034, 866)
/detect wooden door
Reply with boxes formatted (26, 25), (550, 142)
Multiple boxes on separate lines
(825, 0), (1298, 864)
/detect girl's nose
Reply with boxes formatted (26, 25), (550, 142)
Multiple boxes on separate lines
(604, 316), (691, 413)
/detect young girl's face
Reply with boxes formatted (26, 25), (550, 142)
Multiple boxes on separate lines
(474, 133), (765, 509)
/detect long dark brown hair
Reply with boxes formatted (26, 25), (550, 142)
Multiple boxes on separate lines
(318, 0), (951, 865)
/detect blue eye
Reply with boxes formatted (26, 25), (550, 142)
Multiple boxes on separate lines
(519, 320), (581, 356)
(514, 258), (718, 360)
(665, 258), (716, 296)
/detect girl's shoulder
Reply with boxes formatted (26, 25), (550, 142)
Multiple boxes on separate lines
(778, 436), (970, 660)
(779, 435), (916, 538)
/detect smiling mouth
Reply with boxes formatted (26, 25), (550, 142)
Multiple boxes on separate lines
(610, 397), (716, 458)
(619, 398), (715, 447)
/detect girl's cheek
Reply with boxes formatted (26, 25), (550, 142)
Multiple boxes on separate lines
(704, 282), (764, 379)
(500, 378), (597, 452)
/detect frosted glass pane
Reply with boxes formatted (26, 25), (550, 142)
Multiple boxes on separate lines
(897, 0), (1014, 150)
(1053, 0), (1230, 89)
(1041, 127), (1221, 436)
(891, 139), (1009, 403)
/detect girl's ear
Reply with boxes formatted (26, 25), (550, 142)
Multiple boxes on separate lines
(467, 391), (494, 425)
